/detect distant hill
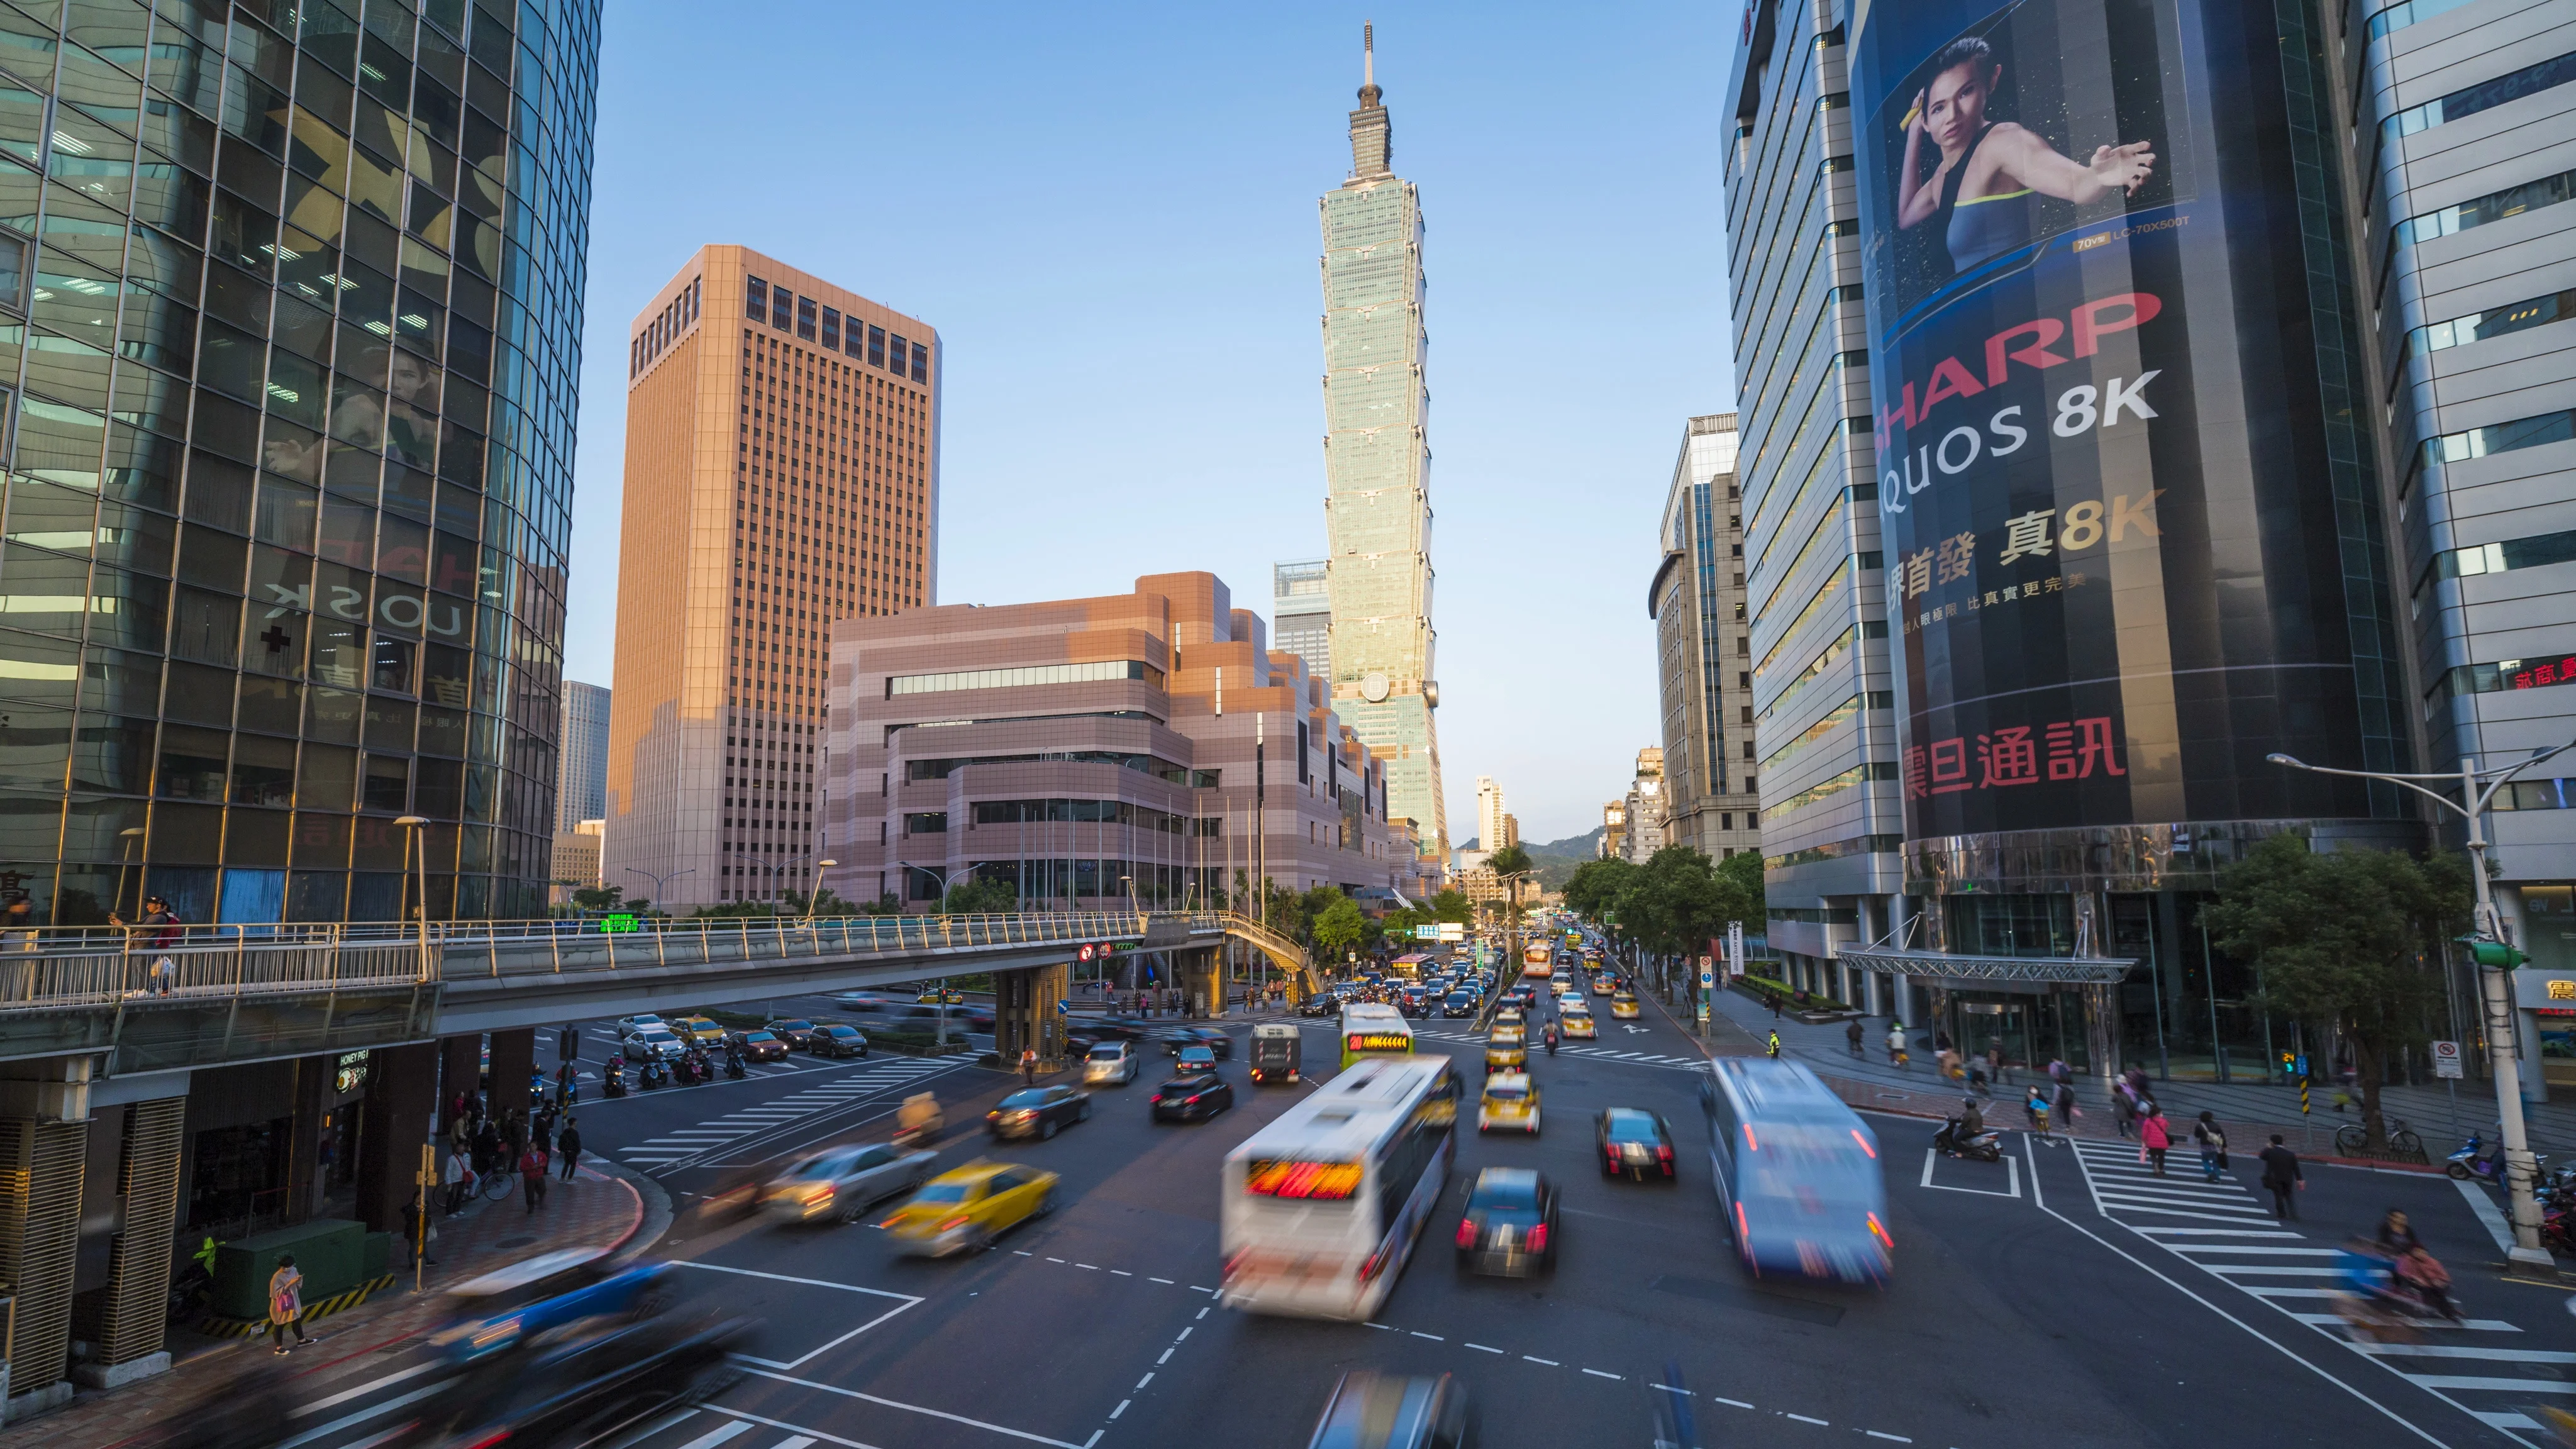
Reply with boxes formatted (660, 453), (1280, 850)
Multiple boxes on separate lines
(1525, 826), (1605, 891)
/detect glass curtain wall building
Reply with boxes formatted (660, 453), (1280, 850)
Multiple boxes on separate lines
(2328, 0), (2576, 1088)
(1272, 557), (1329, 682)
(1726, 3), (1903, 994)
(555, 677), (606, 828)
(0, 0), (596, 929)
(1319, 29), (1446, 860)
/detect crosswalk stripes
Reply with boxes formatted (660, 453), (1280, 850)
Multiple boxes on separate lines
(608, 1409), (828, 1449)
(2065, 1136), (2566, 1434)
(614, 1057), (957, 1169)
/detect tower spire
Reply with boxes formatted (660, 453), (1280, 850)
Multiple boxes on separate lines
(1348, 21), (1391, 178)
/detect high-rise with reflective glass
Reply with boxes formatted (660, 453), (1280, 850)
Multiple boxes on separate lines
(0, 0), (597, 930)
(1272, 557), (1329, 682)
(1650, 413), (1763, 862)
(1319, 28), (1446, 861)
(603, 245), (938, 912)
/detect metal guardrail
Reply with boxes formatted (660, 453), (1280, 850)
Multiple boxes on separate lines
(0, 912), (1158, 1012)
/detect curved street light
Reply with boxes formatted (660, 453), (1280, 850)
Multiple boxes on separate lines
(2267, 736), (2576, 1270)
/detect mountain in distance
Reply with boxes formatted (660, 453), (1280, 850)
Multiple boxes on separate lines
(1524, 826), (1606, 891)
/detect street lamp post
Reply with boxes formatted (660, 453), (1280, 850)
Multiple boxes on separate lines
(394, 816), (431, 980)
(621, 866), (696, 918)
(2268, 738), (2576, 1272)
(804, 858), (838, 923)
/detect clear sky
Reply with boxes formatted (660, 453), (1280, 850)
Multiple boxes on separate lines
(564, 1), (1739, 847)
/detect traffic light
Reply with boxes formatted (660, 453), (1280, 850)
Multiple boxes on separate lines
(2460, 936), (2531, 969)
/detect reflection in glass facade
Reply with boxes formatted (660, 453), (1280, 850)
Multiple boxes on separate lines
(0, 0), (597, 926)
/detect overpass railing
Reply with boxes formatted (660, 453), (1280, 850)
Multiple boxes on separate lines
(0, 911), (1155, 1011)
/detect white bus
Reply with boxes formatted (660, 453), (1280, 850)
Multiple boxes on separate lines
(1338, 1001), (1415, 1069)
(1521, 941), (1553, 979)
(1219, 1055), (1460, 1320)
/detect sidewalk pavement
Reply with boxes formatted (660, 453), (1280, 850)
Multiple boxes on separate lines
(1690, 980), (2507, 1166)
(43, 1159), (650, 1448)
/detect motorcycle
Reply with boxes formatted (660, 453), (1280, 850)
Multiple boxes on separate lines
(1933, 1114), (2003, 1163)
(2444, 1133), (2546, 1184)
(640, 1058), (669, 1091)
(724, 1051), (746, 1080)
(604, 1058), (628, 1099)
(2331, 1245), (2457, 1342)
(892, 1092), (943, 1151)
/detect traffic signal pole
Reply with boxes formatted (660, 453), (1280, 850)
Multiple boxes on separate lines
(2462, 758), (2553, 1272)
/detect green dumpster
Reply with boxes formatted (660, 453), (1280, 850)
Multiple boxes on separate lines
(211, 1219), (366, 1322)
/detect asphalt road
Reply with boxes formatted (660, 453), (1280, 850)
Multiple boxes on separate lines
(277, 962), (2576, 1449)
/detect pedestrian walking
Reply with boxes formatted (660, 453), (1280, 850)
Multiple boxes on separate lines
(1986, 1045), (2008, 1087)
(2259, 1134), (2304, 1219)
(2053, 1079), (2077, 1130)
(442, 1145), (469, 1215)
(1, 895), (35, 953)
(1769, 992), (1782, 1021)
(502, 1110), (527, 1174)
(2139, 1104), (2172, 1175)
(1019, 1046), (1038, 1086)
(521, 1141), (550, 1212)
(267, 1255), (308, 1354)
(1846, 1019), (1865, 1057)
(1766, 1030), (1782, 1059)
(2192, 1111), (2228, 1182)
(2113, 1083), (2138, 1139)
(557, 1118), (582, 1180)
(2048, 1057), (2071, 1089)
(2025, 1085), (2050, 1134)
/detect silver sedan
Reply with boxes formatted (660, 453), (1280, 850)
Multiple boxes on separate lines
(762, 1142), (939, 1224)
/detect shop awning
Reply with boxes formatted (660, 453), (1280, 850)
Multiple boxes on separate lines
(1836, 948), (2135, 985)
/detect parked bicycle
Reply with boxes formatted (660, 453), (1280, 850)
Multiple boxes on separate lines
(2333, 1117), (2423, 1157)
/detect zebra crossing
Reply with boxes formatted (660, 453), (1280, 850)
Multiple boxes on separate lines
(609, 1405), (828, 1449)
(616, 1056), (959, 1173)
(2065, 1136), (2569, 1436)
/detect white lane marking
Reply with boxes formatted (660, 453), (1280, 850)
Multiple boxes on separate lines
(2456, 1177), (2518, 1257)
(2358, 1345), (2576, 1364)
(675, 1421), (755, 1449)
(2041, 1133), (2452, 1446)
(669, 1262), (921, 1371)
(2160, 1245), (2339, 1257)
(1135, 1372), (1154, 1389)
(1865, 1433), (1912, 1443)
(1411, 1331), (1441, 1341)
(733, 1367), (1091, 1448)
(2400, 1375), (2576, 1394)
(1077, 1263), (1099, 1270)
(292, 1361), (444, 1414)
(1111, 1270), (1133, 1277)
(1713, 1398), (1754, 1409)
(1523, 1355), (1559, 1365)
(274, 1382), (453, 1449)
(1157, 1348), (1172, 1365)
(774, 1439), (819, 1449)
(1784, 1413), (1828, 1425)
(2133, 1226), (2304, 1238)
(704, 1407), (872, 1449)
(1110, 1401), (1130, 1420)
(1149, 1277), (1175, 1284)
(1582, 1368), (1621, 1380)
(1465, 1343), (1503, 1354)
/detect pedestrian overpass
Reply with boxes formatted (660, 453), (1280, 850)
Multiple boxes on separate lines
(0, 909), (1323, 1074)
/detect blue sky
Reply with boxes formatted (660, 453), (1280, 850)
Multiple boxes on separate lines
(564, 1), (1740, 847)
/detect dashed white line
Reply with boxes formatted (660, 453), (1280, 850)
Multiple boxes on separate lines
(1157, 1348), (1172, 1365)
(1368, 1323), (1397, 1332)
(1014, 1251), (1033, 1257)
(1411, 1331), (1443, 1341)
(1582, 1368), (1621, 1380)
(1077, 1263), (1099, 1270)
(1865, 1433), (1912, 1443)
(1648, 1383), (1687, 1395)
(1134, 1373), (1153, 1391)
(1464, 1343), (1503, 1354)
(1523, 1355), (1559, 1365)
(1784, 1412), (1828, 1425)
(1174, 1327), (1192, 1341)
(1194, 1306), (1209, 1321)
(1046, 1257), (1067, 1263)
(1109, 1401), (1130, 1421)
(1110, 1270), (1133, 1277)
(1713, 1397), (1754, 1409)
(1149, 1277), (1175, 1285)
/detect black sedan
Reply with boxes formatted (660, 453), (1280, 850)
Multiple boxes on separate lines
(733, 1030), (791, 1063)
(987, 1084), (1093, 1140)
(1597, 1108), (1677, 1180)
(1298, 994), (1341, 1018)
(811, 1023), (869, 1058)
(1441, 991), (1479, 1018)
(1454, 1167), (1557, 1276)
(1150, 1071), (1234, 1122)
(765, 1019), (820, 1050)
(1161, 1026), (1233, 1059)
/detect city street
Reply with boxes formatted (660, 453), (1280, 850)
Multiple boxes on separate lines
(280, 974), (2576, 1449)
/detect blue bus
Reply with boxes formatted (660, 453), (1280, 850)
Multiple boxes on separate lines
(1697, 1058), (1890, 1286)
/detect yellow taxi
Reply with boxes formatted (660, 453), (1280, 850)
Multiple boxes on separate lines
(1494, 1006), (1525, 1028)
(917, 987), (965, 1004)
(1560, 1006), (1598, 1040)
(1478, 1071), (1541, 1134)
(1592, 975), (1618, 997)
(880, 1161), (1059, 1257)
(675, 1015), (727, 1046)
(1609, 991), (1641, 1019)
(1484, 1031), (1528, 1074)
(1490, 1020), (1526, 1046)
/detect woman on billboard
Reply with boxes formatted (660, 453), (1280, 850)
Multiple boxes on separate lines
(1896, 35), (2158, 275)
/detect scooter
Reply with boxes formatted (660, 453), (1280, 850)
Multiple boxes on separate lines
(604, 1063), (627, 1099)
(1933, 1114), (2003, 1163)
(724, 1052), (746, 1080)
(2444, 1134), (2546, 1183)
(640, 1058), (669, 1091)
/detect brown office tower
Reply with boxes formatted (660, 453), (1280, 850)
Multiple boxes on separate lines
(604, 245), (939, 910)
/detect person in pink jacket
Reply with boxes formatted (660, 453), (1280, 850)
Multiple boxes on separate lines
(2139, 1105), (2172, 1176)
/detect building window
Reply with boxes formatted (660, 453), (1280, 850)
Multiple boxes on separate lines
(846, 320), (867, 360)
(904, 811), (948, 834)
(2421, 409), (2576, 477)
(772, 287), (793, 330)
(886, 659), (1165, 696)
(868, 325), (886, 367)
(2393, 168), (2576, 250)
(796, 297), (817, 340)
(2386, 52), (2576, 146)
(913, 343), (929, 384)
(746, 275), (767, 321)
(821, 307), (841, 350)
(889, 335), (909, 377)
(2404, 288), (2576, 376)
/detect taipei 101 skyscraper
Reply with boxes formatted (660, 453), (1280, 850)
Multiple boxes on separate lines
(1319, 25), (1448, 861)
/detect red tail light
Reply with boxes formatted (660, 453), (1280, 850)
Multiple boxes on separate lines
(1656, 1144), (1674, 1163)
(459, 1433), (513, 1449)
(1526, 1224), (1549, 1253)
(1606, 1147), (1622, 1170)
(1456, 1219), (1478, 1248)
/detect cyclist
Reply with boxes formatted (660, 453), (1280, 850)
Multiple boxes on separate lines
(1543, 1022), (1559, 1057)
(1887, 1024), (1909, 1068)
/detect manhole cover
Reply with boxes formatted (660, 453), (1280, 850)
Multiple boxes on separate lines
(494, 1235), (538, 1249)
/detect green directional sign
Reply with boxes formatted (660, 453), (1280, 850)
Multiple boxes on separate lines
(599, 913), (639, 934)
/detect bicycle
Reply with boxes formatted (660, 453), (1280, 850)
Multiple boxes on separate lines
(2333, 1118), (2423, 1157)
(477, 1167), (514, 1203)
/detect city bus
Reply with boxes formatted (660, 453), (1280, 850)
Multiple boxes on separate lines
(1698, 1058), (1892, 1286)
(1219, 1055), (1460, 1319)
(1522, 941), (1553, 979)
(1339, 1002), (1414, 1069)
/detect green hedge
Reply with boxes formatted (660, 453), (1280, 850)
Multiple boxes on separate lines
(1733, 975), (1854, 1014)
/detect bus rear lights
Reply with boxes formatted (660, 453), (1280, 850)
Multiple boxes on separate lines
(1524, 1224), (1548, 1253)
(1455, 1219), (1479, 1248)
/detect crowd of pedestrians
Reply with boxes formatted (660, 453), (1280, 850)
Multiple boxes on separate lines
(438, 1083), (583, 1219)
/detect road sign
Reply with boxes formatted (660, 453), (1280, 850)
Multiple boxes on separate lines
(1699, 970), (1714, 989)
(1699, 955), (1713, 970)
(597, 913), (637, 934)
(1078, 943), (1095, 962)
(2433, 1040), (2464, 1080)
